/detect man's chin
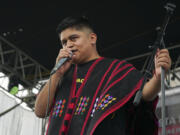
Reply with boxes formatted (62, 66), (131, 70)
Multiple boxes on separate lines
(71, 57), (80, 64)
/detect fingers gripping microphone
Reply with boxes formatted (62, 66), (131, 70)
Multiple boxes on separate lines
(50, 52), (73, 75)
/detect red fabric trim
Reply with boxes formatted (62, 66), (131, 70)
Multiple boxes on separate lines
(112, 60), (126, 75)
(75, 57), (104, 97)
(64, 114), (71, 120)
(90, 78), (143, 135)
(100, 63), (132, 98)
(112, 64), (132, 78)
(62, 125), (68, 132)
(104, 60), (126, 90)
(72, 65), (77, 97)
(99, 59), (118, 95)
(80, 59), (117, 135)
(68, 103), (75, 109)
(101, 67), (135, 99)
(59, 66), (77, 135)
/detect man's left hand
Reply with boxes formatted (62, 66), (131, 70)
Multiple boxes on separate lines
(154, 49), (171, 80)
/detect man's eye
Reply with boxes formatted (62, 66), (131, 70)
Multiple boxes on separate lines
(62, 41), (67, 46)
(71, 36), (78, 41)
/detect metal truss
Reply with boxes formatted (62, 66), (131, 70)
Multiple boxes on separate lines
(0, 36), (50, 109)
(168, 55), (180, 87)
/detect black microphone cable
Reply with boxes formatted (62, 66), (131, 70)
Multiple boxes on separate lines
(41, 52), (72, 135)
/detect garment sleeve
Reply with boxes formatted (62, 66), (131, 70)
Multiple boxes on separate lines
(126, 96), (159, 135)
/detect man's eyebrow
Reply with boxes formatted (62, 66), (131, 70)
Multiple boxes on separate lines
(69, 34), (79, 38)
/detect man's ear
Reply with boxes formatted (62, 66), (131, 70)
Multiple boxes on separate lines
(90, 33), (97, 45)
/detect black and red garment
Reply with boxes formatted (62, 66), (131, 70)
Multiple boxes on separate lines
(46, 57), (159, 135)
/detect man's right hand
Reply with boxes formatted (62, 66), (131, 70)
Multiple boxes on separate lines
(54, 47), (73, 78)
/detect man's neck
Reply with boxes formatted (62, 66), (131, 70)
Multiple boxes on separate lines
(82, 52), (101, 63)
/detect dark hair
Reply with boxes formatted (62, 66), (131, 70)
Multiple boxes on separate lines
(56, 16), (94, 35)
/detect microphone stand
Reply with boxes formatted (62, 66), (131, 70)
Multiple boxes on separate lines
(133, 3), (176, 135)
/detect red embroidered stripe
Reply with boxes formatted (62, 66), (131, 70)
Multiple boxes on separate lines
(68, 103), (75, 109)
(101, 63), (132, 96)
(101, 67), (135, 98)
(72, 66), (77, 97)
(112, 64), (132, 78)
(112, 60), (126, 75)
(62, 125), (68, 132)
(59, 66), (77, 135)
(75, 57), (104, 97)
(102, 60), (125, 91)
(64, 114), (71, 121)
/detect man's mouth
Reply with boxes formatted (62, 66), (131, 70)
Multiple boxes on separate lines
(72, 49), (78, 53)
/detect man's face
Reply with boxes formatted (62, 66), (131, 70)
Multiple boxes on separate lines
(60, 27), (97, 64)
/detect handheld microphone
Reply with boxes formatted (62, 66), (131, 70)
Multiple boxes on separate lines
(50, 52), (73, 75)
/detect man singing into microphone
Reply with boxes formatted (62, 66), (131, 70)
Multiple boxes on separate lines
(35, 16), (171, 135)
